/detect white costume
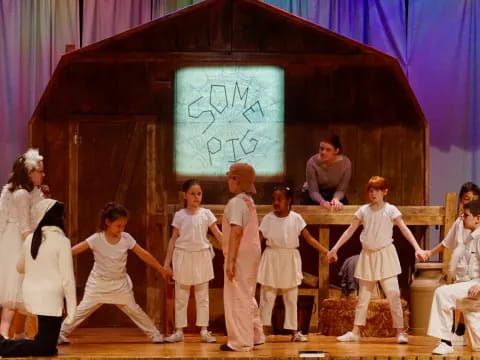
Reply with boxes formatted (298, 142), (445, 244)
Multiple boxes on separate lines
(171, 208), (216, 328)
(258, 211), (306, 330)
(443, 217), (472, 282)
(353, 203), (404, 328)
(60, 232), (161, 340)
(428, 228), (480, 342)
(0, 185), (43, 309)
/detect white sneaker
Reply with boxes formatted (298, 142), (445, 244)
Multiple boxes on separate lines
(165, 332), (184, 343)
(432, 342), (454, 355)
(452, 333), (466, 346)
(397, 333), (408, 344)
(151, 333), (164, 343)
(336, 331), (361, 342)
(200, 331), (216, 343)
(292, 331), (308, 342)
(57, 333), (70, 345)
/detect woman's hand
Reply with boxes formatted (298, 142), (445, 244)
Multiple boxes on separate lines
(162, 266), (173, 279)
(330, 198), (343, 210)
(320, 200), (331, 209)
(468, 285), (480, 298)
(326, 250), (338, 263)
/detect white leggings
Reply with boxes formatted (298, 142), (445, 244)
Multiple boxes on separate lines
(354, 276), (403, 328)
(259, 285), (298, 330)
(60, 294), (161, 339)
(174, 281), (209, 329)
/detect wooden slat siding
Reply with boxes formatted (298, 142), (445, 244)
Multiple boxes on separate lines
(318, 225), (330, 330)
(114, 122), (144, 205)
(442, 192), (458, 281)
(381, 125), (403, 205)
(146, 122), (163, 328)
(402, 126), (426, 205)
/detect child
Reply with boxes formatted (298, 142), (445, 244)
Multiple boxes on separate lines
(58, 202), (171, 344)
(426, 182), (480, 276)
(327, 176), (427, 344)
(258, 185), (328, 342)
(0, 198), (75, 357)
(163, 179), (222, 343)
(425, 182), (480, 345)
(427, 199), (480, 355)
(0, 149), (45, 339)
(220, 163), (265, 351)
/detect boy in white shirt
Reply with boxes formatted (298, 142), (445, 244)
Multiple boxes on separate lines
(428, 199), (480, 355)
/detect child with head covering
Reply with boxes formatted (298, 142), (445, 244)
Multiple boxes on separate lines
(0, 198), (76, 357)
(220, 163), (265, 351)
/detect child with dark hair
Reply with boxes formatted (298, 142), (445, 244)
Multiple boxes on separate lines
(163, 179), (222, 343)
(0, 199), (76, 357)
(0, 149), (45, 339)
(428, 199), (480, 355)
(58, 202), (172, 344)
(328, 176), (427, 344)
(257, 185), (327, 342)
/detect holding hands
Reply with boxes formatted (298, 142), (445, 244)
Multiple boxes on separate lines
(326, 250), (338, 263)
(415, 249), (428, 262)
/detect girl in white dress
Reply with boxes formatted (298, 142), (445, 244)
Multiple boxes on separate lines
(163, 179), (223, 343)
(258, 185), (327, 342)
(327, 176), (428, 344)
(58, 202), (171, 344)
(425, 181), (480, 345)
(0, 149), (45, 338)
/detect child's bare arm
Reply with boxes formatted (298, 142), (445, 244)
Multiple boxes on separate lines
(209, 223), (223, 248)
(72, 240), (90, 256)
(133, 243), (172, 278)
(394, 217), (427, 261)
(301, 228), (328, 254)
(327, 218), (361, 263)
(163, 227), (179, 269)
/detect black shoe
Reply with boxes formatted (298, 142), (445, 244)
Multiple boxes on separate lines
(220, 344), (234, 351)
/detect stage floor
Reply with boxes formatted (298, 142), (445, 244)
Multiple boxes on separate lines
(16, 328), (471, 360)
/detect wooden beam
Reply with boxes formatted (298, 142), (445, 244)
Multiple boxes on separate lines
(442, 192), (458, 280)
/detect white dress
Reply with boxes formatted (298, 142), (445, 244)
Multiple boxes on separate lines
(354, 203), (402, 281)
(0, 185), (43, 308)
(257, 211), (306, 289)
(172, 208), (216, 286)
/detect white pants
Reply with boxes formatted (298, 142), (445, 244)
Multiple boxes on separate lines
(60, 293), (161, 339)
(174, 281), (209, 329)
(259, 285), (298, 330)
(427, 280), (480, 341)
(354, 277), (403, 328)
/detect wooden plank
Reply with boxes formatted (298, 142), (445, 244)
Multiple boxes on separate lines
(146, 122), (163, 327)
(318, 226), (330, 301)
(442, 192), (458, 279)
(114, 122), (145, 205)
(380, 125), (403, 204)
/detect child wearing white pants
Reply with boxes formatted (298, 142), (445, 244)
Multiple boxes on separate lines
(258, 185), (327, 342)
(428, 199), (480, 355)
(328, 176), (427, 344)
(58, 202), (171, 344)
(163, 180), (222, 343)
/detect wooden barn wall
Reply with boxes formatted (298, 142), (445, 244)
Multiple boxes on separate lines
(30, 51), (426, 329)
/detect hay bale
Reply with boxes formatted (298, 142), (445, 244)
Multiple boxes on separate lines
(319, 298), (409, 337)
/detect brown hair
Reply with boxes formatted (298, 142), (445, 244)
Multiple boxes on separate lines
(319, 133), (342, 153)
(99, 202), (129, 231)
(464, 199), (480, 217)
(7, 154), (34, 192)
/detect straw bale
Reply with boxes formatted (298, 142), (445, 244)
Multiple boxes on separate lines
(319, 298), (409, 337)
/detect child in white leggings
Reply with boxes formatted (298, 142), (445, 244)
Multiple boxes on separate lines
(327, 176), (427, 344)
(58, 202), (171, 344)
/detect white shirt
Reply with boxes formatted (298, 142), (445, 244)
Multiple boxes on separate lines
(172, 208), (217, 251)
(463, 227), (480, 281)
(87, 232), (136, 280)
(259, 211), (306, 249)
(17, 226), (76, 318)
(442, 217), (470, 249)
(225, 192), (252, 228)
(355, 202), (402, 251)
